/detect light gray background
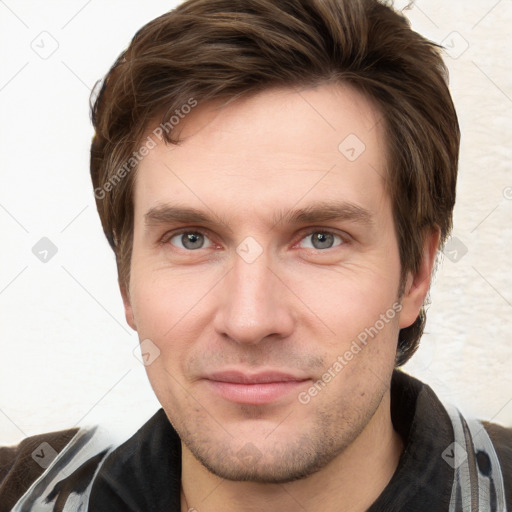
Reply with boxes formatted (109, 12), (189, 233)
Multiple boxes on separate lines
(1, 0), (511, 445)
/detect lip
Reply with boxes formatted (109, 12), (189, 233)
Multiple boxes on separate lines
(203, 370), (310, 405)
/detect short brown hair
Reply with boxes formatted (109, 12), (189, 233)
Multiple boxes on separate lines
(90, 0), (459, 366)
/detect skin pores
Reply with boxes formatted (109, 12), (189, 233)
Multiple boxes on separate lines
(122, 83), (435, 508)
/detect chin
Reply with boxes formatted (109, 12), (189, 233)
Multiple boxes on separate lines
(181, 422), (354, 484)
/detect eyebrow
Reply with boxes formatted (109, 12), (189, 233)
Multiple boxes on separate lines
(144, 200), (374, 230)
(271, 201), (374, 228)
(145, 205), (218, 227)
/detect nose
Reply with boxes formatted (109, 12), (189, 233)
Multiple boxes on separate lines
(212, 250), (295, 345)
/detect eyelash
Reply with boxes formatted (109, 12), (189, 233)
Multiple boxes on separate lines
(160, 228), (348, 252)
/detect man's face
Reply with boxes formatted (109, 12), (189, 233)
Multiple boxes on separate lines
(124, 83), (418, 482)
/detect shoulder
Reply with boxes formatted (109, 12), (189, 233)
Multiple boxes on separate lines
(1, 426), (114, 512)
(482, 420), (512, 505)
(89, 409), (182, 511)
(482, 419), (512, 454)
(0, 428), (79, 511)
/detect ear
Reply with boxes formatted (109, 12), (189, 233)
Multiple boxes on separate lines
(399, 227), (441, 329)
(120, 282), (137, 331)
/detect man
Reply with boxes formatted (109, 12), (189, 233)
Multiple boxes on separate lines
(1, 0), (510, 510)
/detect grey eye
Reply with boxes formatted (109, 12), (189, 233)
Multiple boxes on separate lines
(299, 232), (342, 250)
(170, 232), (210, 250)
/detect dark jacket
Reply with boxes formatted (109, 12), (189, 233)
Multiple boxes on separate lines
(1, 371), (511, 511)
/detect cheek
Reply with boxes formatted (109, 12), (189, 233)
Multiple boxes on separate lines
(314, 314), (399, 415)
(130, 277), (198, 407)
(129, 261), (213, 336)
(286, 264), (401, 342)
(128, 266), (221, 399)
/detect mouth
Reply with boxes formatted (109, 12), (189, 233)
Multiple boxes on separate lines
(202, 370), (310, 405)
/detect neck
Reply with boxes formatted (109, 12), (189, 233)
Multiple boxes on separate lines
(180, 391), (402, 512)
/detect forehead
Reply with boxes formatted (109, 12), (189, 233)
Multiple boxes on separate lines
(134, 83), (388, 225)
